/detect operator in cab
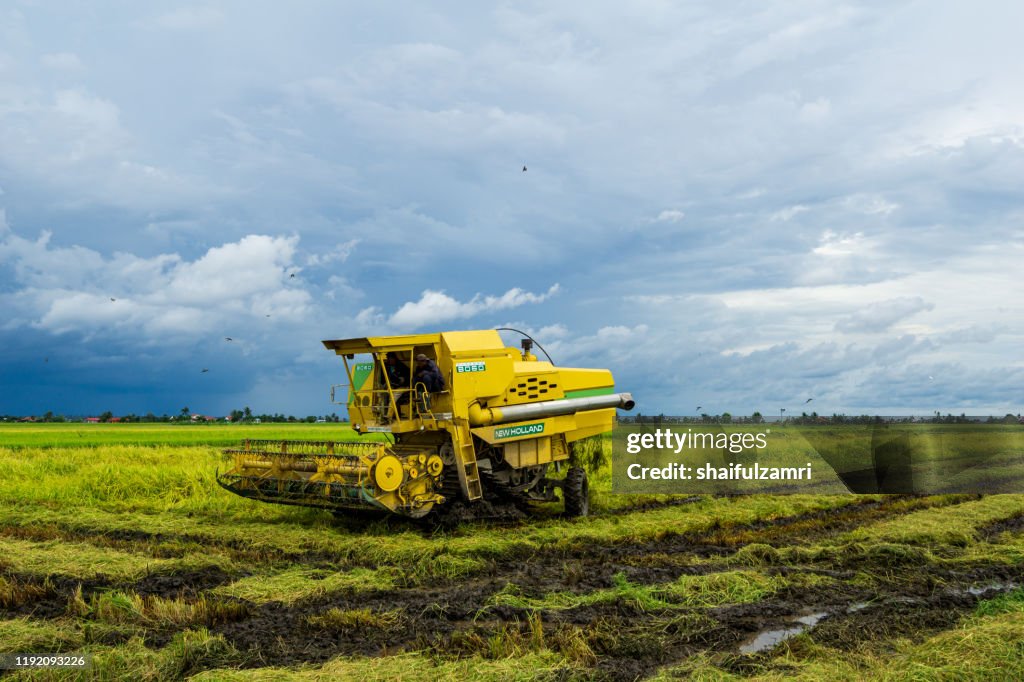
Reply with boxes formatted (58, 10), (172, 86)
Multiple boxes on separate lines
(383, 352), (410, 389)
(414, 354), (445, 392)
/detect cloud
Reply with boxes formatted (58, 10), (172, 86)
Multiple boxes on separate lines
(799, 230), (891, 285)
(164, 234), (300, 300)
(383, 284), (560, 329)
(532, 323), (650, 367)
(0, 83), (215, 212)
(2, 4), (1024, 415)
(0, 227), (311, 340)
(306, 239), (359, 267)
(843, 363), (1024, 410)
(842, 194), (899, 216)
(812, 230), (872, 257)
(294, 75), (568, 154)
(41, 52), (84, 71)
(537, 323), (569, 339)
(798, 97), (831, 123)
(324, 275), (363, 301)
(770, 205), (809, 222)
(152, 7), (225, 30)
(732, 7), (861, 74)
(53, 89), (120, 130)
(935, 325), (1001, 345)
(834, 297), (935, 333)
(653, 209), (685, 223)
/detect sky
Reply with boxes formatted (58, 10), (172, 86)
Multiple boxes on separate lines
(1, 1), (1022, 417)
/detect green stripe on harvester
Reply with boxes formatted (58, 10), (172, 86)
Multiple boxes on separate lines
(349, 363), (374, 404)
(563, 386), (615, 399)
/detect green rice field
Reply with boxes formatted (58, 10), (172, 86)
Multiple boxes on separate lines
(1, 423), (1022, 680)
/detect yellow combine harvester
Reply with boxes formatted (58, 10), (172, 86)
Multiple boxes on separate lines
(217, 330), (634, 519)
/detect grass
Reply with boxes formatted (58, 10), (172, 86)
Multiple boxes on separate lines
(0, 423), (362, 449)
(0, 460), (863, 582)
(0, 617), (87, 654)
(190, 651), (577, 682)
(653, 587), (1024, 681)
(489, 570), (800, 613)
(0, 628), (238, 681)
(719, 495), (1024, 573)
(842, 494), (1024, 545)
(90, 628), (240, 682)
(305, 607), (404, 631)
(66, 588), (250, 629)
(0, 423), (1021, 680)
(0, 536), (230, 580)
(212, 567), (395, 605)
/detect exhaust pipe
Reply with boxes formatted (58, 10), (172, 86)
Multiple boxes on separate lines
(469, 392), (634, 426)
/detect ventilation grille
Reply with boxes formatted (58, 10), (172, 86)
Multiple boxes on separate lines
(508, 376), (556, 400)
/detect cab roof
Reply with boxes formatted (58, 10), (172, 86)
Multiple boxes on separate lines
(322, 330), (505, 355)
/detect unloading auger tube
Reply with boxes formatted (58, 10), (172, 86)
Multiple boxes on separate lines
(467, 392), (634, 426)
(217, 329), (634, 519)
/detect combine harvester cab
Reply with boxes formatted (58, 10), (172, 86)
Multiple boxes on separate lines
(217, 330), (634, 519)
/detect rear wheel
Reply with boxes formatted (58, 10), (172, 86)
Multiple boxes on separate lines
(563, 467), (589, 517)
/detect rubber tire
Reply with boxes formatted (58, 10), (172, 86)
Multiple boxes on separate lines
(563, 467), (590, 517)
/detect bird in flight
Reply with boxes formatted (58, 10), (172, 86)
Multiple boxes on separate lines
(110, 297), (116, 302)
(522, 165), (527, 172)
(225, 337), (233, 341)
(696, 406), (702, 411)
(265, 314), (271, 317)
(289, 273), (296, 278)
(201, 368), (209, 373)
(805, 398), (814, 403)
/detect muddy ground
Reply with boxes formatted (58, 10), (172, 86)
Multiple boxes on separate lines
(3, 493), (1022, 680)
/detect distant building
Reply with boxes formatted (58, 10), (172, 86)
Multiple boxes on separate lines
(84, 417), (100, 423)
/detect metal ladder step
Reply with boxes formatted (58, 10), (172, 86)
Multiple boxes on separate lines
(454, 422), (483, 500)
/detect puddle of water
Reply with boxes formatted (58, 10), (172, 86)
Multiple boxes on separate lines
(739, 626), (806, 655)
(742, 584), (1021, 656)
(844, 583), (1018, 617)
(964, 581), (1017, 597)
(794, 612), (827, 626)
(739, 611), (829, 654)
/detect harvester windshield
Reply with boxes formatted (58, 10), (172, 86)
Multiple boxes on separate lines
(326, 333), (453, 428)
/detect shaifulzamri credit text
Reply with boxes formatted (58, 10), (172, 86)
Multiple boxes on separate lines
(626, 462), (813, 481)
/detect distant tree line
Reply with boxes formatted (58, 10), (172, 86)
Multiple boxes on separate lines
(6, 409), (1019, 425)
(2, 409), (347, 423)
(622, 412), (765, 424)
(621, 411), (1022, 425)
(222, 408), (346, 424)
